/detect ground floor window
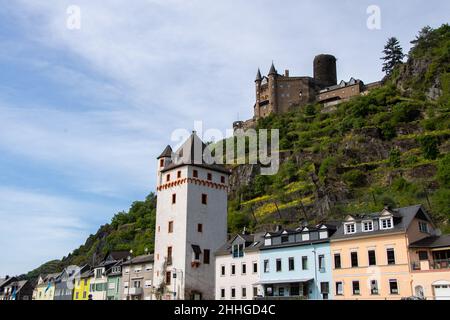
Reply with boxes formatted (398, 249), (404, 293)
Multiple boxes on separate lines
(321, 282), (329, 300)
(389, 279), (399, 294)
(352, 281), (360, 295)
(335, 282), (343, 295)
(220, 288), (225, 299)
(290, 284), (300, 296)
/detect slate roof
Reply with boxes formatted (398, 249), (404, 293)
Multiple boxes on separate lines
(255, 68), (262, 81)
(409, 235), (450, 248)
(157, 145), (173, 159)
(331, 204), (428, 241)
(160, 132), (230, 174)
(268, 62), (277, 75)
(122, 254), (154, 266)
(215, 232), (265, 256)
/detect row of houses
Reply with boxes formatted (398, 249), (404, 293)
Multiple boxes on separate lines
(215, 205), (450, 300)
(1, 252), (156, 301)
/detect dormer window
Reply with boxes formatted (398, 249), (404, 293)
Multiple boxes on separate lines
(264, 235), (272, 246)
(232, 243), (244, 258)
(419, 221), (429, 233)
(302, 233), (310, 241)
(362, 220), (374, 232)
(380, 217), (393, 230)
(344, 223), (356, 234)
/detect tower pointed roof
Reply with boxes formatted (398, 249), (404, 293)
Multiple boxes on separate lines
(255, 68), (262, 81)
(268, 62), (277, 75)
(160, 131), (229, 174)
(157, 145), (173, 159)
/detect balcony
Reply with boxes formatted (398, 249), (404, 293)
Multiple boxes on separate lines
(124, 287), (143, 295)
(411, 259), (450, 271)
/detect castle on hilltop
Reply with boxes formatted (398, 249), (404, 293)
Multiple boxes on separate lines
(233, 54), (381, 131)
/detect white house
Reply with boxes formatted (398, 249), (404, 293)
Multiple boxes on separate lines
(215, 232), (264, 300)
(153, 132), (230, 300)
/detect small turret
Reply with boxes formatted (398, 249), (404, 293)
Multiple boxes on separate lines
(268, 62), (277, 76)
(157, 145), (172, 186)
(255, 68), (262, 82)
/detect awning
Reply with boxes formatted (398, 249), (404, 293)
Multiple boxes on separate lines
(254, 278), (313, 285)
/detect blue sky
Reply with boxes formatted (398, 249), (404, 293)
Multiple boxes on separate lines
(0, 0), (448, 276)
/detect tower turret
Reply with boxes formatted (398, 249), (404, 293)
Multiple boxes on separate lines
(157, 145), (172, 186)
(313, 54), (337, 88)
(268, 62), (278, 113)
(255, 68), (262, 119)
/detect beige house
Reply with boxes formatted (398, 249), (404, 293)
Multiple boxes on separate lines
(122, 254), (154, 300)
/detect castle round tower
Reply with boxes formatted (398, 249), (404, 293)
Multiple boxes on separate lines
(313, 54), (337, 89)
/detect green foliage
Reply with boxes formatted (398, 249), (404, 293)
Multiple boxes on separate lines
(389, 148), (401, 168)
(431, 189), (450, 219)
(342, 170), (366, 188)
(318, 156), (337, 181)
(418, 135), (440, 160)
(436, 153), (450, 187)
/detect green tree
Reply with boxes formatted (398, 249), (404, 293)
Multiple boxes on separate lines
(389, 148), (401, 168)
(437, 153), (450, 187)
(381, 37), (405, 75)
(418, 136), (440, 160)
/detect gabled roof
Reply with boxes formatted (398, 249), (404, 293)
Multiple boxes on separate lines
(160, 132), (230, 174)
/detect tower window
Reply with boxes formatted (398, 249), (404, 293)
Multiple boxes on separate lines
(202, 194), (207, 205)
(221, 176), (225, 183)
(197, 224), (203, 233)
(193, 170), (198, 178)
(165, 272), (171, 285)
(177, 171), (181, 179)
(166, 174), (170, 182)
(207, 173), (212, 181)
(172, 194), (176, 204)
(167, 247), (173, 265)
(160, 159), (164, 167)
(204, 249), (210, 264)
(168, 221), (173, 233)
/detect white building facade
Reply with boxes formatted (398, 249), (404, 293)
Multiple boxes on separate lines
(215, 233), (264, 300)
(153, 132), (229, 300)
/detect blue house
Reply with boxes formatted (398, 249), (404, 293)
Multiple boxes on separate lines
(257, 223), (338, 300)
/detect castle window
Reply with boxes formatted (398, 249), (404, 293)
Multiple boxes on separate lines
(221, 176), (225, 183)
(160, 159), (164, 167)
(193, 170), (198, 178)
(172, 194), (176, 204)
(177, 171), (181, 179)
(207, 173), (212, 181)
(197, 224), (203, 233)
(167, 247), (173, 265)
(166, 174), (170, 182)
(202, 194), (208, 205)
(165, 272), (171, 285)
(168, 221), (173, 233)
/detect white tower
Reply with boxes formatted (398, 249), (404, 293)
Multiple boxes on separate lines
(153, 132), (229, 300)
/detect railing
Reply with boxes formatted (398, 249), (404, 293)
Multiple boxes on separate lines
(411, 259), (450, 271)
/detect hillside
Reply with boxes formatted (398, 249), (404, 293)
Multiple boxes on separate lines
(23, 23), (449, 279)
(226, 24), (450, 234)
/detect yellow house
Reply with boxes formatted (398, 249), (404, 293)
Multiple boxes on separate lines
(33, 273), (60, 300)
(330, 205), (435, 300)
(73, 269), (93, 300)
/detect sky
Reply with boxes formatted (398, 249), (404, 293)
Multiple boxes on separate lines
(0, 0), (448, 276)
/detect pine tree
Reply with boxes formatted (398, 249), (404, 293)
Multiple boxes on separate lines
(381, 37), (405, 75)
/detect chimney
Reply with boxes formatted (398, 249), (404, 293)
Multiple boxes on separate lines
(275, 225), (283, 232)
(284, 69), (289, 77)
